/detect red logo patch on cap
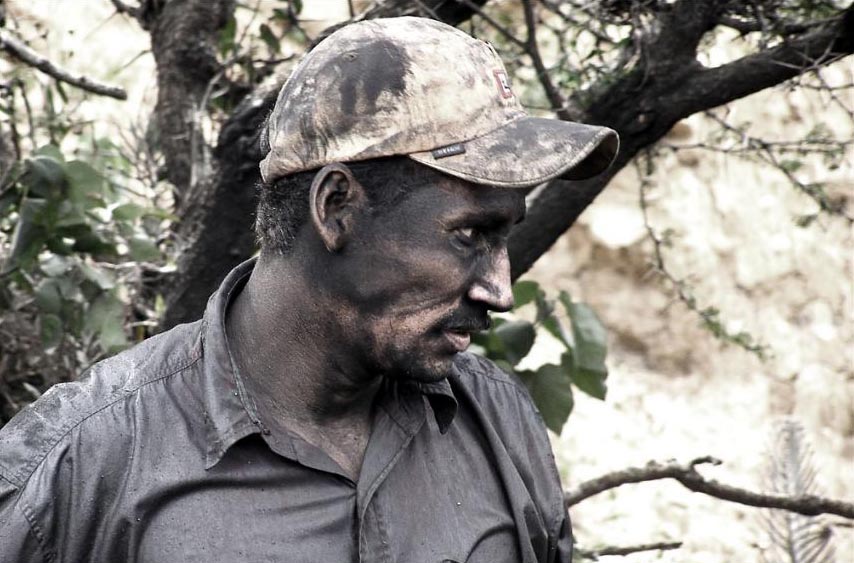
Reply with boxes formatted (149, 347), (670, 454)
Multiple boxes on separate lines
(493, 70), (513, 99)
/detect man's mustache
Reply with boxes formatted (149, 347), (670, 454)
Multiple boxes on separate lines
(440, 306), (492, 333)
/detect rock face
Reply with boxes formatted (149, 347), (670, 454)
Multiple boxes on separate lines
(528, 62), (853, 560)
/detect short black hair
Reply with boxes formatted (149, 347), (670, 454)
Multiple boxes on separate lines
(255, 156), (440, 254)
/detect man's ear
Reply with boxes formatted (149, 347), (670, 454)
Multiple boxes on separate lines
(309, 163), (367, 252)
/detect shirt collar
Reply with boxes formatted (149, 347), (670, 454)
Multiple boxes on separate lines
(201, 258), (262, 469)
(418, 379), (458, 434)
(200, 257), (461, 467)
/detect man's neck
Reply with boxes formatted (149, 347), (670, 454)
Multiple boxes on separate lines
(225, 255), (382, 479)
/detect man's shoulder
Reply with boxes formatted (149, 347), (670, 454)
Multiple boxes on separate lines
(450, 351), (553, 439)
(451, 351), (534, 406)
(0, 321), (203, 488)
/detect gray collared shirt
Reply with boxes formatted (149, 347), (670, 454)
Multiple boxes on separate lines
(0, 260), (572, 562)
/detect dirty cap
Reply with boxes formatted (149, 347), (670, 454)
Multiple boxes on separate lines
(260, 17), (619, 188)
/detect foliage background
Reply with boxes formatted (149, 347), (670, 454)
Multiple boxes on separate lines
(0, 1), (851, 561)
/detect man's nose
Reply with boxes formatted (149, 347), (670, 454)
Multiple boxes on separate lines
(467, 247), (513, 312)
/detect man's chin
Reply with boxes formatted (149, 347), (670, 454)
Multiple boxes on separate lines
(386, 353), (456, 384)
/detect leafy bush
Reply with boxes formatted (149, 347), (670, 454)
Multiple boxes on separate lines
(473, 280), (608, 434)
(0, 142), (169, 422)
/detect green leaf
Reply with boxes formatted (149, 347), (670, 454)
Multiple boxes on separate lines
(72, 230), (116, 256)
(493, 359), (515, 375)
(54, 81), (69, 103)
(128, 236), (160, 262)
(561, 294), (609, 400)
(34, 278), (63, 315)
(780, 160), (803, 172)
(259, 23), (281, 53)
(3, 198), (48, 273)
(40, 313), (63, 349)
(0, 186), (18, 217)
(46, 237), (73, 256)
(218, 16), (237, 56)
(80, 262), (115, 290)
(472, 326), (505, 360)
(541, 313), (571, 349)
(512, 280), (541, 309)
(84, 293), (127, 352)
(517, 364), (574, 433)
(39, 254), (72, 277)
(24, 155), (66, 199)
(292, 0), (303, 15)
(33, 144), (64, 162)
(112, 202), (144, 221)
(562, 293), (607, 371)
(564, 353), (607, 400)
(494, 320), (536, 365)
(65, 161), (105, 205)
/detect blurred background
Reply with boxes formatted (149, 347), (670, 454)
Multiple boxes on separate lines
(0, 1), (851, 561)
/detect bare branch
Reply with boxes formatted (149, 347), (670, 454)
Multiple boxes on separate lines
(686, 8), (854, 116)
(576, 541), (683, 559)
(0, 29), (127, 100)
(701, 112), (853, 222)
(565, 456), (854, 519)
(456, 0), (526, 49)
(521, 0), (572, 121)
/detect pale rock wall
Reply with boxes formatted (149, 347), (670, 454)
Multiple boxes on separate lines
(528, 60), (853, 560)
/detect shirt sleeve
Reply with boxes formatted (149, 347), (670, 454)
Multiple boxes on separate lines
(0, 475), (48, 562)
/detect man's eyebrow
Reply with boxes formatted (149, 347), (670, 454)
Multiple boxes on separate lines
(451, 209), (518, 227)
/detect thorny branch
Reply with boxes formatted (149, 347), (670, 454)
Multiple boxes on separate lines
(564, 456), (854, 519)
(692, 111), (853, 223)
(0, 29), (127, 100)
(636, 152), (770, 358)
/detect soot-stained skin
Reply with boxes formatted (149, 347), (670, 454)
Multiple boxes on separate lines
(331, 39), (410, 136)
(308, 169), (526, 383)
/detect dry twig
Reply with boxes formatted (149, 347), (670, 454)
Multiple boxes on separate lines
(0, 29), (127, 100)
(565, 456), (854, 519)
(576, 541), (683, 559)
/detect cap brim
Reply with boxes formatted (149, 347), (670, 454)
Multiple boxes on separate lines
(409, 117), (619, 188)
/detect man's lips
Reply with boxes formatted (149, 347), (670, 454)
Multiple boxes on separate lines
(442, 329), (472, 352)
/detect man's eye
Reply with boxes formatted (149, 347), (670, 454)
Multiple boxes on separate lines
(455, 227), (476, 246)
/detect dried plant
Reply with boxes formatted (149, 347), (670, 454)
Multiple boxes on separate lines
(760, 417), (837, 563)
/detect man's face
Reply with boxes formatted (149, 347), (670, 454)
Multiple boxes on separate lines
(328, 172), (526, 383)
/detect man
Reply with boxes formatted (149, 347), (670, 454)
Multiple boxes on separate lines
(0, 17), (617, 562)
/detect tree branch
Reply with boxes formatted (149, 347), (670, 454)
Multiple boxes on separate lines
(456, 0), (526, 49)
(522, 0), (571, 121)
(686, 8), (854, 116)
(508, 4), (854, 280)
(0, 29), (127, 100)
(576, 541), (683, 559)
(564, 457), (854, 519)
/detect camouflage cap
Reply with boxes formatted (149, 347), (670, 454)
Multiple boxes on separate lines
(260, 17), (619, 188)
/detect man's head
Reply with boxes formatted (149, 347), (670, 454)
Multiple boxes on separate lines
(255, 158), (524, 383)
(254, 17), (619, 382)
